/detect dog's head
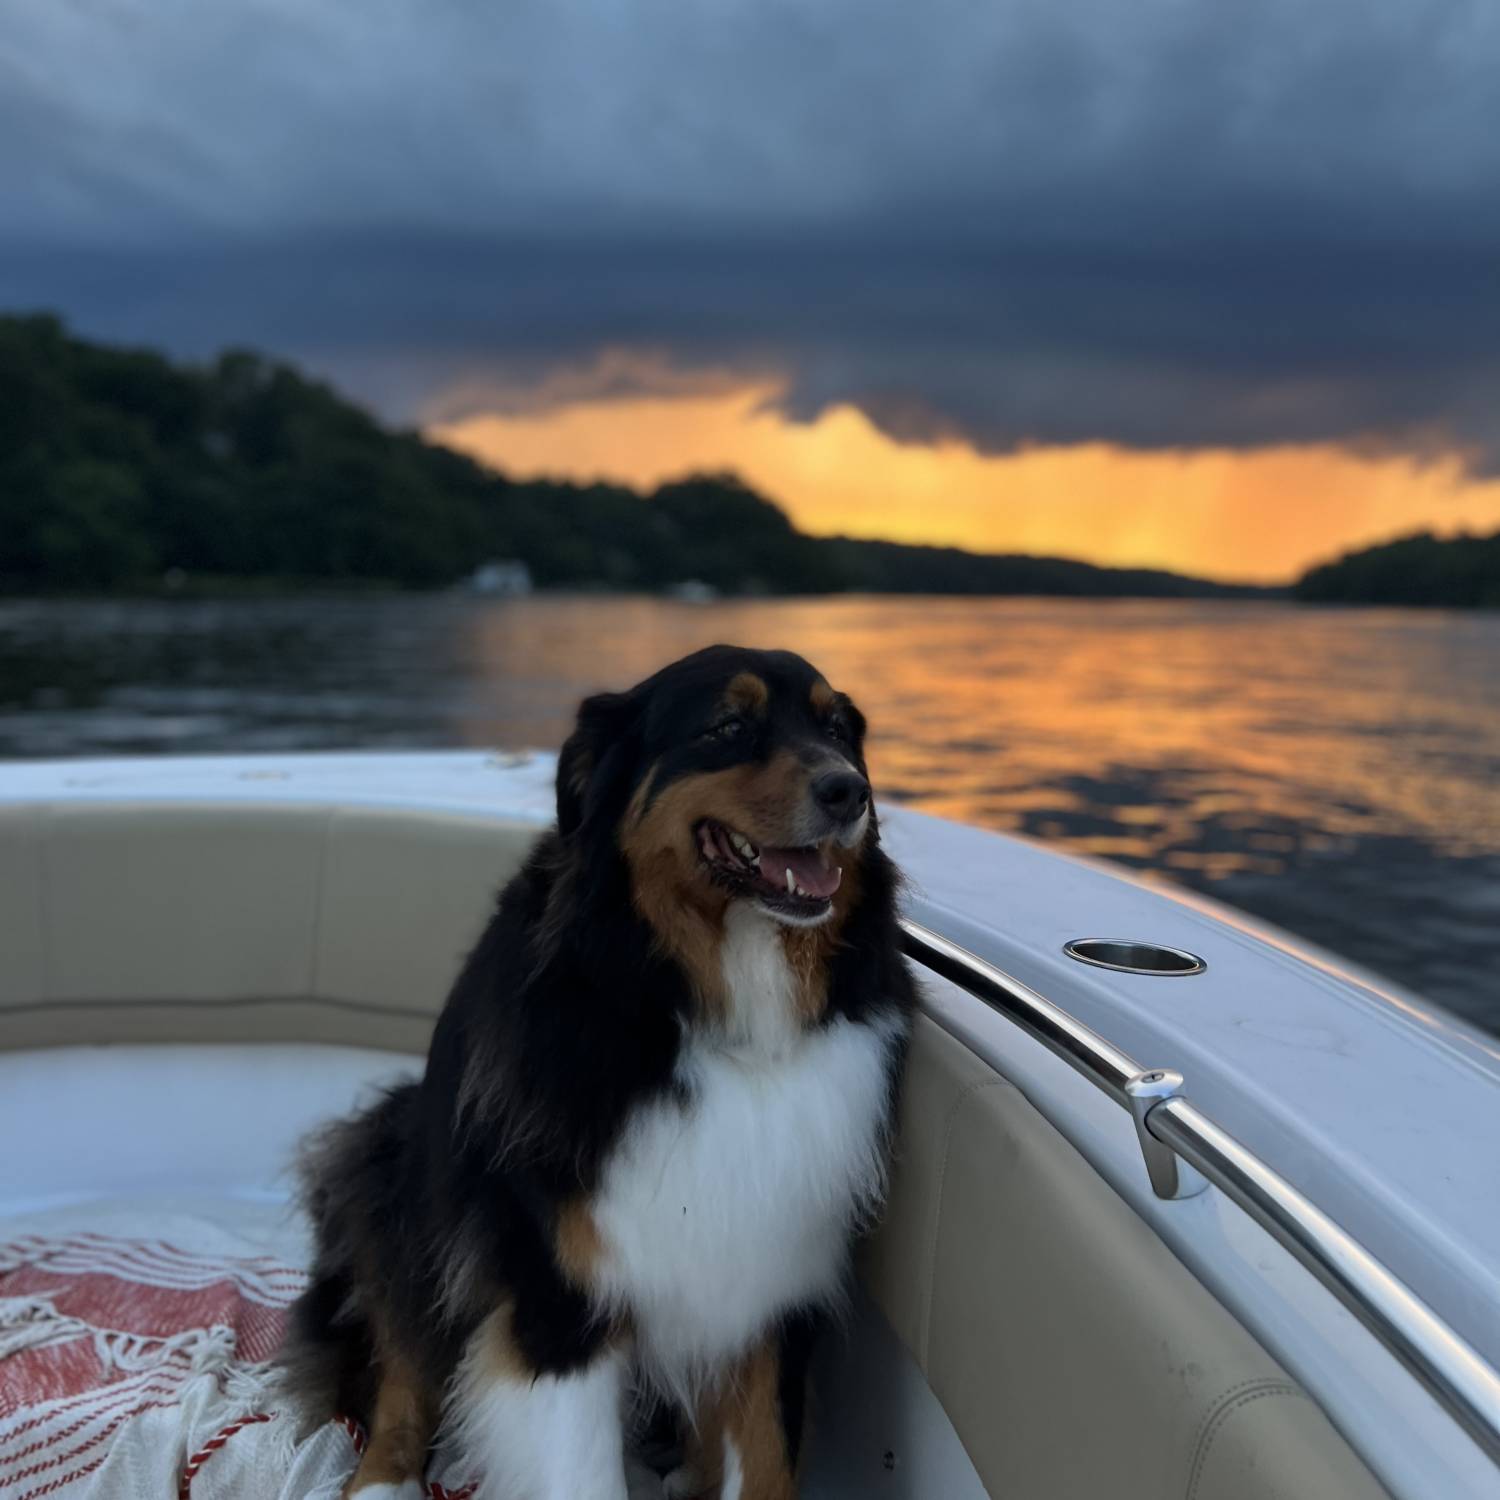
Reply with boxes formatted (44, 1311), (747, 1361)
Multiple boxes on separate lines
(557, 645), (872, 931)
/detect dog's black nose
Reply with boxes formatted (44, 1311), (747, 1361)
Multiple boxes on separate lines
(812, 768), (870, 823)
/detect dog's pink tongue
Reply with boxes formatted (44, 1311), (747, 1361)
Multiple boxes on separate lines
(758, 845), (842, 899)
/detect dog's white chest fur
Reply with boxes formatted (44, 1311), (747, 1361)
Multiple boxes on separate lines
(588, 906), (900, 1392)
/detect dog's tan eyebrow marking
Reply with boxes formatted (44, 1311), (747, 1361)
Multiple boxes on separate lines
(724, 672), (769, 715)
(809, 678), (835, 713)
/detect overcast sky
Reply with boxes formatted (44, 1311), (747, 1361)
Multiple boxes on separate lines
(3, 0), (1498, 470)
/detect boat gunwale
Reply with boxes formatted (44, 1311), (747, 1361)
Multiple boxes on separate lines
(900, 917), (1500, 1470)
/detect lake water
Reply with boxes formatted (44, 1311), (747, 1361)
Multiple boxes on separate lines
(2, 594), (1497, 1033)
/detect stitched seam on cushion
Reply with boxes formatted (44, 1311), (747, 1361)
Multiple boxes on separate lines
(1186, 1382), (1303, 1500)
(920, 1074), (1009, 1368)
(0, 993), (436, 1020)
(1183, 1376), (1285, 1469)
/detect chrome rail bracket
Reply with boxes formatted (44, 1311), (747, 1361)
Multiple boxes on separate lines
(1125, 1069), (1208, 1200)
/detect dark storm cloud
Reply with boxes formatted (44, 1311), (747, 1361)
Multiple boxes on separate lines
(3, 1), (1499, 465)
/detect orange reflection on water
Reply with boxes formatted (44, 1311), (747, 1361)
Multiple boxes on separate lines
(454, 595), (1500, 874)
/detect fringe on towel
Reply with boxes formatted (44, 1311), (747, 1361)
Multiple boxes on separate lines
(0, 1293), (93, 1358)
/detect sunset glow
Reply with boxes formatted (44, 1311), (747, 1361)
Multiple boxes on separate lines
(430, 382), (1500, 583)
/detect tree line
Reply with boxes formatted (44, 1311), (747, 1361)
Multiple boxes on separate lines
(1295, 529), (1500, 607)
(1, 312), (1273, 599)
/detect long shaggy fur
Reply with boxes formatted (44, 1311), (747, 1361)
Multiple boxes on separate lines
(277, 645), (916, 1496)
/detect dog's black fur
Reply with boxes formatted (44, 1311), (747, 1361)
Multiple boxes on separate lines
(279, 645), (914, 1493)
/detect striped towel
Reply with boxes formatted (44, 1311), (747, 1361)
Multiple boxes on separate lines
(0, 1205), (480, 1500)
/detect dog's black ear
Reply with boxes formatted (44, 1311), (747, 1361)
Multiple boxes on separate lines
(557, 690), (638, 838)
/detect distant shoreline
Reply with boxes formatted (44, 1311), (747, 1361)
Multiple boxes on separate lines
(6, 583), (1491, 612)
(7, 574), (1497, 610)
(6, 313), (1495, 607)
(0, 577), (1295, 605)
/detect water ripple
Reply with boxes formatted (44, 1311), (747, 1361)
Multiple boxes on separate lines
(2, 595), (1496, 1031)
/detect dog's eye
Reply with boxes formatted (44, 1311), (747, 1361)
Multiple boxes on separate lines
(704, 715), (744, 742)
(825, 714), (850, 744)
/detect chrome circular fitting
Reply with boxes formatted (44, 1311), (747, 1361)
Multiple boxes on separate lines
(1063, 938), (1206, 977)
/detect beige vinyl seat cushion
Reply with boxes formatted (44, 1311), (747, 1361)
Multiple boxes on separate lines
(0, 801), (539, 1052)
(864, 1015), (1388, 1500)
(0, 800), (1389, 1498)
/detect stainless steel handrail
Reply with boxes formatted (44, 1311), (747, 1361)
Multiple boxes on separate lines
(898, 916), (1500, 1467)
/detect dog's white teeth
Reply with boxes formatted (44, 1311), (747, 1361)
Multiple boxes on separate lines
(794, 881), (809, 897)
(785, 866), (795, 893)
(730, 831), (757, 860)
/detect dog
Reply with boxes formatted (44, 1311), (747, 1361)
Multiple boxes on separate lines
(278, 645), (916, 1499)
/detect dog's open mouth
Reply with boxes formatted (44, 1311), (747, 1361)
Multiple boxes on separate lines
(695, 818), (842, 917)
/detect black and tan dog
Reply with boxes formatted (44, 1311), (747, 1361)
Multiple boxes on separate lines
(279, 645), (915, 1499)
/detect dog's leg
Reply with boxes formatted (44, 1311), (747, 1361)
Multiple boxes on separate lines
(719, 1336), (797, 1500)
(447, 1305), (630, 1499)
(662, 1398), (724, 1498)
(342, 1348), (437, 1500)
(669, 1320), (817, 1500)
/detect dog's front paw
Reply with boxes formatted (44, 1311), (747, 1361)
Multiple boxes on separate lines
(661, 1461), (710, 1499)
(343, 1482), (426, 1500)
(626, 1455), (670, 1500)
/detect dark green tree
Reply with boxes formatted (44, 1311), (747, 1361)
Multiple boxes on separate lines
(0, 312), (1273, 601)
(1296, 531), (1500, 607)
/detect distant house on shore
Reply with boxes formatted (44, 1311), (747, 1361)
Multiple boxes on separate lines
(667, 579), (720, 603)
(465, 560), (533, 596)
